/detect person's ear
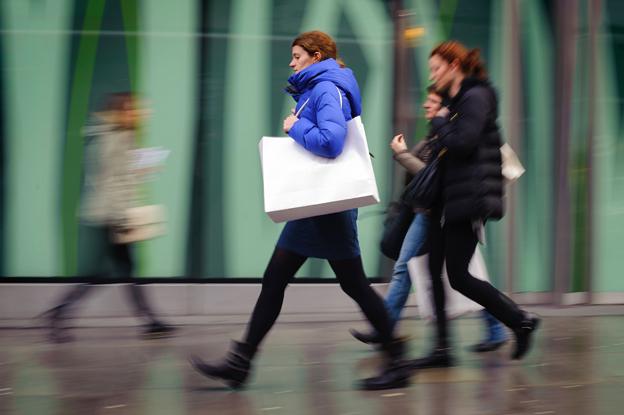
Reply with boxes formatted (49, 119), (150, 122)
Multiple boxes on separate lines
(313, 52), (322, 62)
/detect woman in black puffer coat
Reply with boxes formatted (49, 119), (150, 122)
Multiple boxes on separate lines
(409, 41), (540, 370)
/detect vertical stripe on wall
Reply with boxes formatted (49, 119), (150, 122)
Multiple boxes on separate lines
(194, 0), (234, 277)
(137, 0), (197, 277)
(516, 0), (554, 292)
(0, 4), (5, 275)
(186, 0), (211, 277)
(3, 0), (72, 276)
(222, 0), (272, 277)
(60, 0), (105, 276)
(569, 0), (591, 292)
(120, 0), (139, 92)
(594, 0), (624, 292)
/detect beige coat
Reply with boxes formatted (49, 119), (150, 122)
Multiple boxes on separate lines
(79, 118), (140, 226)
(392, 140), (428, 174)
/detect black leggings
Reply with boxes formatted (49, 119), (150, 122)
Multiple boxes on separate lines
(427, 215), (524, 348)
(243, 248), (393, 348)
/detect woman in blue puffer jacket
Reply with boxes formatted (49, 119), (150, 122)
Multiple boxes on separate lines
(191, 31), (409, 391)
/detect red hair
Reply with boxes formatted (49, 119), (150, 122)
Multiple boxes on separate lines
(430, 41), (487, 79)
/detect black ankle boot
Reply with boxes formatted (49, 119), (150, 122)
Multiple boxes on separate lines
(358, 338), (411, 390)
(511, 313), (540, 360)
(408, 347), (454, 370)
(190, 341), (257, 389)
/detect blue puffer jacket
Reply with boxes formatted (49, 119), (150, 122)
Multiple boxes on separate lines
(286, 58), (362, 158)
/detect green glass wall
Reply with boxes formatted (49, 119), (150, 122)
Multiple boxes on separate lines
(0, 0), (622, 298)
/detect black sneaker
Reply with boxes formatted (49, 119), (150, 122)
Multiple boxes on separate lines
(142, 322), (176, 339)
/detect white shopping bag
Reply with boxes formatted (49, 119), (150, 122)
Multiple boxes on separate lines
(259, 115), (380, 223)
(407, 247), (491, 321)
(112, 204), (166, 244)
(501, 143), (525, 184)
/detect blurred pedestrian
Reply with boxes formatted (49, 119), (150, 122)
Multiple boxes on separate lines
(40, 92), (175, 343)
(407, 41), (539, 370)
(350, 87), (508, 360)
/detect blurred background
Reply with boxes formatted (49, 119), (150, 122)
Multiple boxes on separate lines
(0, 0), (622, 305)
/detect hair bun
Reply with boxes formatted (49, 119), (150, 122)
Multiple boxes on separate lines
(465, 48), (487, 79)
(466, 49), (481, 64)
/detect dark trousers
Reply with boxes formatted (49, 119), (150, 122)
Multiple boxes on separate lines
(50, 226), (157, 323)
(427, 213), (524, 348)
(243, 248), (393, 348)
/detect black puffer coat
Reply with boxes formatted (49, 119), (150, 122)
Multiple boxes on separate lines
(429, 77), (504, 224)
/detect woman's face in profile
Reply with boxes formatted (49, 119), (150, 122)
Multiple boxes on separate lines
(429, 54), (454, 91)
(289, 45), (318, 73)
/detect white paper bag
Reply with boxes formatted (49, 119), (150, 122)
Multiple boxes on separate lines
(259, 116), (380, 223)
(407, 247), (491, 321)
(501, 143), (525, 184)
(112, 204), (166, 244)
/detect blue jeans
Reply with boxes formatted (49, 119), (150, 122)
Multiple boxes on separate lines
(384, 213), (429, 329)
(482, 309), (508, 342)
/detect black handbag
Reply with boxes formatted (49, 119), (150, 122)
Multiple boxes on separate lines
(380, 201), (415, 260)
(401, 148), (446, 209)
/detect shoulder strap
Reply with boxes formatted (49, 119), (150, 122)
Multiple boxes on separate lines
(335, 86), (343, 108)
(295, 98), (310, 117)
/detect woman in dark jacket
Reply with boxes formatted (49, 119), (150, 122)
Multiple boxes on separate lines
(351, 87), (509, 355)
(409, 41), (540, 369)
(191, 31), (409, 391)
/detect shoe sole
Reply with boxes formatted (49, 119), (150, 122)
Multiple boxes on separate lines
(469, 340), (508, 353)
(359, 377), (410, 391)
(356, 337), (413, 350)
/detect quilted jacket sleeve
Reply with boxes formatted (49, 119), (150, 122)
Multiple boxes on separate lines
(288, 81), (347, 158)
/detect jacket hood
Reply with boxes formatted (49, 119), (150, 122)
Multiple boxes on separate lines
(286, 58), (362, 117)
